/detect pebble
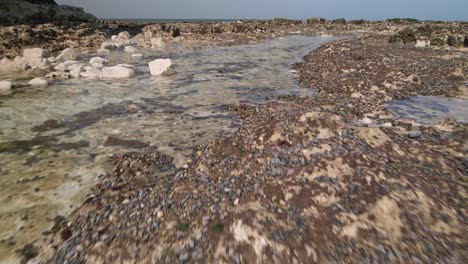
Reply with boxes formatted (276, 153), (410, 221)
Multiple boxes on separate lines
(408, 130), (422, 138)
(361, 118), (373, 125)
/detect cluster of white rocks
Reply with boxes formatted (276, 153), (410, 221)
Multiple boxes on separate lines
(0, 31), (174, 95)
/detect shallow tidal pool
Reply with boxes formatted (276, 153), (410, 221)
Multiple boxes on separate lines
(0, 35), (335, 262)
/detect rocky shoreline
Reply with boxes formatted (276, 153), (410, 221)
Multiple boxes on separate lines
(0, 14), (467, 264)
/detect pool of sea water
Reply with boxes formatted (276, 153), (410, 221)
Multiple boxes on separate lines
(0, 35), (335, 263)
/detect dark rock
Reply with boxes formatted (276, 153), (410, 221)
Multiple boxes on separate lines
(332, 18), (346, 25)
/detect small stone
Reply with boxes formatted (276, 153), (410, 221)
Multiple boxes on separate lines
(361, 118), (373, 125)
(157, 210), (164, 218)
(202, 216), (210, 226)
(0, 80), (13, 95)
(124, 46), (138, 53)
(89, 57), (109, 65)
(408, 130), (422, 138)
(97, 48), (110, 55)
(132, 53), (144, 59)
(381, 122), (393, 128)
(234, 198), (239, 205)
(28, 77), (48, 87)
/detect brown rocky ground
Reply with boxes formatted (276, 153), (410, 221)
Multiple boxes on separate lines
(25, 32), (467, 264)
(1, 19), (467, 59)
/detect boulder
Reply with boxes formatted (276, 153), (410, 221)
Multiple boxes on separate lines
(56, 48), (78, 61)
(89, 57), (109, 65)
(149, 59), (172, 76)
(23, 48), (47, 67)
(124, 46), (139, 53)
(28, 77), (48, 87)
(0, 57), (28, 73)
(91, 63), (104, 69)
(102, 66), (135, 79)
(0, 80), (13, 95)
(118, 31), (131, 40)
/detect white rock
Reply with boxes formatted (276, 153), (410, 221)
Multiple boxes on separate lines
(111, 35), (118, 40)
(132, 53), (144, 59)
(118, 31), (131, 40)
(28, 77), (48, 87)
(70, 66), (83, 78)
(101, 41), (116, 50)
(102, 66), (135, 79)
(151, 38), (166, 48)
(80, 67), (102, 79)
(115, 39), (132, 48)
(415, 40), (431, 48)
(56, 48), (78, 61)
(89, 57), (109, 65)
(361, 118), (373, 125)
(23, 48), (47, 68)
(124, 46), (138, 53)
(116, 64), (135, 69)
(0, 57), (28, 73)
(97, 48), (110, 55)
(0, 80), (13, 95)
(91, 63), (104, 69)
(149, 59), (172, 76)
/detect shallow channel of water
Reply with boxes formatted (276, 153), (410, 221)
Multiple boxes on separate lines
(0, 35), (335, 262)
(387, 96), (468, 125)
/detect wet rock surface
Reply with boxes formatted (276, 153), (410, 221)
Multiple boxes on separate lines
(36, 35), (467, 263)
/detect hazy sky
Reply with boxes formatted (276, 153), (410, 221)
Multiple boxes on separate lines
(56, 0), (468, 21)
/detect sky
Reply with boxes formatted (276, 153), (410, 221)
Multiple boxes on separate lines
(56, 0), (468, 21)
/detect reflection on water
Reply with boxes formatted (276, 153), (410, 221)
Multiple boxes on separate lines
(387, 96), (468, 125)
(0, 35), (334, 263)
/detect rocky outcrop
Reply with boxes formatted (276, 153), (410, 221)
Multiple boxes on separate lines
(0, 0), (96, 25)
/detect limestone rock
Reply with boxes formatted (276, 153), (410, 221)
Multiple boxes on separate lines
(28, 77), (48, 87)
(89, 57), (109, 65)
(0, 0), (96, 25)
(117, 31), (131, 40)
(56, 48), (78, 61)
(80, 66), (102, 79)
(149, 59), (172, 76)
(97, 48), (110, 55)
(23, 48), (47, 68)
(102, 66), (135, 79)
(124, 46), (139, 53)
(0, 80), (13, 95)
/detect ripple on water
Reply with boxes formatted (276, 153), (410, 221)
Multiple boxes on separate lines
(387, 96), (468, 125)
(0, 35), (336, 263)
